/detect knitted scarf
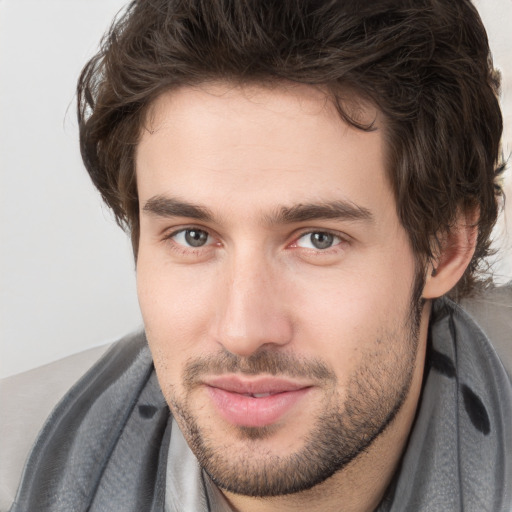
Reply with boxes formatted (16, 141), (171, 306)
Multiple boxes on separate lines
(10, 299), (512, 512)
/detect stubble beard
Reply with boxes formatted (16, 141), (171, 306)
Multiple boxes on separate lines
(164, 292), (424, 497)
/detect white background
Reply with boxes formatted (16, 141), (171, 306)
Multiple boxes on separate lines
(1, 0), (511, 378)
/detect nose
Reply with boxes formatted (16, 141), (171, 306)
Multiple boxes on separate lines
(212, 253), (293, 357)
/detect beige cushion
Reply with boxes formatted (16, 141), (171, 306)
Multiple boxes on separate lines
(0, 343), (112, 512)
(460, 284), (512, 377)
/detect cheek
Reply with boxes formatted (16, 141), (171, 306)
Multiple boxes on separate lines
(137, 263), (216, 399)
(287, 253), (417, 369)
(136, 251), (219, 367)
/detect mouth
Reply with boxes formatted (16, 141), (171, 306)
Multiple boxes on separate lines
(203, 376), (313, 428)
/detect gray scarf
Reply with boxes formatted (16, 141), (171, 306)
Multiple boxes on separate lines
(10, 299), (512, 511)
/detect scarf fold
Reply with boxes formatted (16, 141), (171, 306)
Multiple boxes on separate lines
(10, 299), (512, 512)
(378, 300), (512, 511)
(10, 331), (170, 512)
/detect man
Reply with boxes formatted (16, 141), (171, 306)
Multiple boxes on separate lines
(4, 0), (512, 510)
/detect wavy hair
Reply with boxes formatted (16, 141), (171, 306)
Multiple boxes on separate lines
(78, 0), (505, 297)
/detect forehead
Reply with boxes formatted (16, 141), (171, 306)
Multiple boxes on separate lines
(136, 82), (396, 226)
(143, 82), (379, 144)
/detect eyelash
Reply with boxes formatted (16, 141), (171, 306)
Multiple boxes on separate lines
(163, 227), (217, 256)
(290, 230), (345, 252)
(162, 227), (349, 256)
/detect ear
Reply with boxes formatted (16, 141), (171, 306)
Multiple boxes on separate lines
(422, 209), (479, 299)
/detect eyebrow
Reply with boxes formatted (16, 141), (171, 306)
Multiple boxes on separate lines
(143, 196), (214, 221)
(268, 201), (373, 224)
(143, 195), (373, 225)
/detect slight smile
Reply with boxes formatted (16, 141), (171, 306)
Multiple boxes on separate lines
(204, 376), (313, 428)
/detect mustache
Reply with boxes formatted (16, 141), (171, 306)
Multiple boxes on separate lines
(183, 349), (337, 389)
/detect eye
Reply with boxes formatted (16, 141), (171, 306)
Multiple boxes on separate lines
(295, 231), (341, 250)
(171, 228), (211, 248)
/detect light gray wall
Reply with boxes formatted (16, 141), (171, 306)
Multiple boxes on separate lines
(0, 0), (141, 378)
(477, 0), (512, 283)
(1, 0), (511, 378)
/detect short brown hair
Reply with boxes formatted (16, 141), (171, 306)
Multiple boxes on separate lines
(78, 0), (504, 298)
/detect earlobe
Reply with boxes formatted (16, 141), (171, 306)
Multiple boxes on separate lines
(422, 209), (479, 299)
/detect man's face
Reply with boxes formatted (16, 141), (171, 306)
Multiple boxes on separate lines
(136, 83), (427, 497)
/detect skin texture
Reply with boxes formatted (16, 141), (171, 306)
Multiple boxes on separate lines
(135, 83), (460, 512)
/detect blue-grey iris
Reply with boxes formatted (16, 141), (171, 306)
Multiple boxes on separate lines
(311, 232), (334, 249)
(185, 229), (208, 247)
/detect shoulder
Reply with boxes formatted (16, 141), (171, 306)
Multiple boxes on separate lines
(0, 331), (146, 512)
(458, 283), (512, 378)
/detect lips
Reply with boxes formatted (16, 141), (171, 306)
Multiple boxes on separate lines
(204, 376), (312, 428)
